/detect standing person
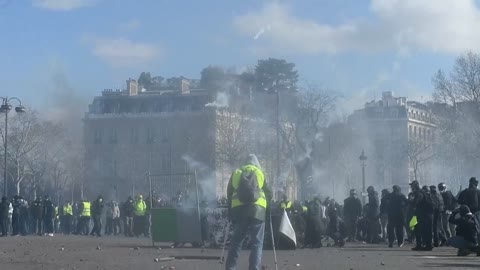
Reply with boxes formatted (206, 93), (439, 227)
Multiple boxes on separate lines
(0, 197), (9, 237)
(123, 197), (135, 237)
(90, 196), (104, 237)
(105, 201), (114, 235)
(31, 197), (43, 235)
(18, 197), (29, 236)
(386, 185), (408, 248)
(365, 186), (381, 244)
(43, 195), (55, 237)
(458, 177), (480, 241)
(112, 201), (121, 235)
(11, 196), (20, 236)
(439, 183), (457, 238)
(380, 189), (390, 242)
(62, 201), (73, 235)
(305, 197), (325, 248)
(430, 185), (446, 247)
(343, 189), (362, 242)
(225, 154), (270, 270)
(78, 199), (91, 235)
(411, 182), (434, 251)
(133, 195), (147, 237)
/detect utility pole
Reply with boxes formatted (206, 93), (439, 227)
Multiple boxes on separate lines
(359, 150), (367, 205)
(276, 89), (280, 200)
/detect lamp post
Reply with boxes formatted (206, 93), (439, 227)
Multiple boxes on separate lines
(359, 150), (367, 205)
(0, 97), (26, 197)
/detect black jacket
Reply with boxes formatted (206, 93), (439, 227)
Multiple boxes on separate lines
(123, 200), (135, 217)
(431, 190), (444, 212)
(449, 212), (478, 245)
(0, 200), (9, 218)
(343, 196), (362, 218)
(441, 190), (457, 211)
(387, 192), (408, 221)
(458, 187), (480, 213)
(91, 200), (104, 216)
(31, 200), (43, 219)
(366, 191), (380, 219)
(43, 200), (55, 219)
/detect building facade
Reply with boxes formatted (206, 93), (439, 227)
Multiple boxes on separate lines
(349, 92), (436, 191)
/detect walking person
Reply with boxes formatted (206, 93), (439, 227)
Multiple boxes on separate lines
(365, 186), (381, 244)
(380, 189), (390, 242)
(386, 185), (408, 247)
(411, 182), (434, 251)
(439, 183), (457, 238)
(225, 154), (270, 270)
(343, 189), (362, 242)
(430, 185), (446, 247)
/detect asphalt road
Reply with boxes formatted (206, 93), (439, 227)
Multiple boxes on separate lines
(0, 236), (479, 270)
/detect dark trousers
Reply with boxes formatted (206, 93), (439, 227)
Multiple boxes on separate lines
(133, 215), (146, 236)
(63, 215), (72, 234)
(415, 213), (433, 248)
(34, 218), (42, 235)
(125, 217), (133, 237)
(90, 215), (102, 236)
(43, 218), (54, 234)
(79, 216), (90, 235)
(387, 217), (404, 246)
(344, 216), (358, 241)
(433, 211), (445, 246)
(0, 217), (8, 236)
(366, 217), (381, 243)
(105, 217), (113, 235)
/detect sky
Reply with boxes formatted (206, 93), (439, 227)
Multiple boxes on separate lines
(1, 0), (480, 115)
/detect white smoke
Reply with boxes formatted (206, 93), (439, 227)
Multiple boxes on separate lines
(182, 155), (217, 200)
(205, 92), (230, 108)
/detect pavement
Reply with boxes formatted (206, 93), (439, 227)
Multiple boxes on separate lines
(0, 236), (479, 270)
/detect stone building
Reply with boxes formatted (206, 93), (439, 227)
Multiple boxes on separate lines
(83, 78), (281, 200)
(349, 91), (436, 191)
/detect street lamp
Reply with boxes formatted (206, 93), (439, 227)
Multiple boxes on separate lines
(359, 150), (367, 205)
(0, 97), (26, 197)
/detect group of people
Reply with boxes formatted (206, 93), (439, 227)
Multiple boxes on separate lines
(0, 194), (149, 238)
(222, 153), (480, 269)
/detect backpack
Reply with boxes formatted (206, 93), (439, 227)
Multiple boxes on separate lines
(236, 169), (261, 204)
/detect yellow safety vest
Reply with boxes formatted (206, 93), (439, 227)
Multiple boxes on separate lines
(281, 201), (292, 209)
(64, 204), (73, 216)
(302, 206), (308, 213)
(81, 202), (91, 217)
(231, 165), (267, 209)
(134, 200), (146, 216)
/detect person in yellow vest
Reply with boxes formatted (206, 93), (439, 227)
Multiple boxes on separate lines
(62, 201), (73, 235)
(133, 194), (147, 237)
(225, 154), (270, 270)
(280, 195), (292, 213)
(77, 199), (91, 236)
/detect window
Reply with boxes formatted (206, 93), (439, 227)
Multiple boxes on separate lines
(146, 127), (156, 144)
(109, 128), (118, 144)
(130, 128), (139, 144)
(94, 129), (103, 144)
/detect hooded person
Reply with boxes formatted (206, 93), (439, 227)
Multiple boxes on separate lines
(458, 177), (480, 241)
(448, 205), (480, 256)
(225, 154), (271, 270)
(0, 196), (9, 237)
(43, 195), (55, 236)
(90, 195), (104, 237)
(387, 185), (408, 247)
(365, 186), (381, 244)
(343, 189), (362, 242)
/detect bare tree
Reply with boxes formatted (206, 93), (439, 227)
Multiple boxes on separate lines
(407, 139), (434, 182)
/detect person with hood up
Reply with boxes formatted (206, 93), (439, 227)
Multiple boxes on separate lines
(43, 195), (55, 236)
(365, 186), (381, 244)
(0, 197), (9, 236)
(123, 196), (135, 237)
(448, 205), (480, 256)
(225, 154), (270, 270)
(90, 195), (104, 237)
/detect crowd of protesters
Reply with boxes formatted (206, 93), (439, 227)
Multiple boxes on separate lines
(270, 177), (480, 257)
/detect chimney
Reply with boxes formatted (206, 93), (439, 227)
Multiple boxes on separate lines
(127, 78), (138, 96)
(181, 79), (190, 95)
